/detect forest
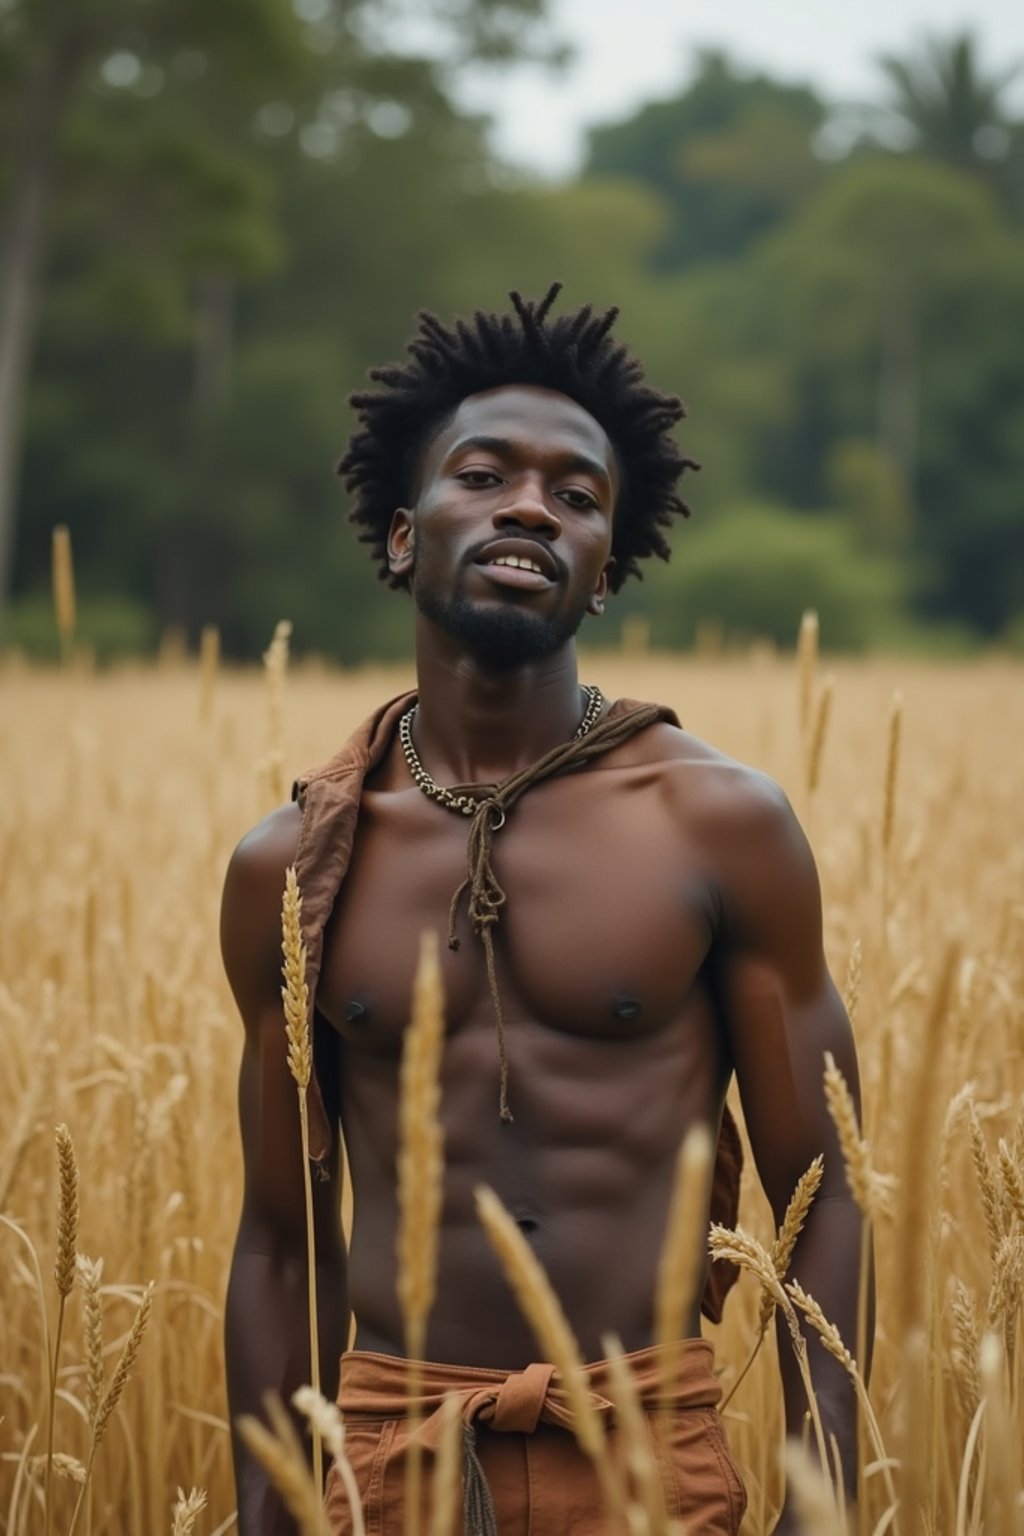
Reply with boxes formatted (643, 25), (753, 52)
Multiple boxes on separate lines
(1, 0), (1022, 660)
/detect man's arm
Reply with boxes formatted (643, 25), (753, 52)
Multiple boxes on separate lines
(221, 804), (348, 1536)
(711, 774), (873, 1527)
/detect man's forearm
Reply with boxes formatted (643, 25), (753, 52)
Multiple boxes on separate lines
(777, 1194), (873, 1503)
(226, 1244), (348, 1536)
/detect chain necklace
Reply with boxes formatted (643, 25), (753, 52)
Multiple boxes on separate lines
(399, 685), (605, 819)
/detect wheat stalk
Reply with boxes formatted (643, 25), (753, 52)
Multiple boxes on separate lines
(198, 624), (220, 724)
(881, 691), (903, 856)
(68, 1282), (154, 1536)
(45, 1123), (79, 1535)
(475, 1184), (626, 1522)
(262, 619), (292, 803)
(797, 609), (818, 740)
(721, 1156), (823, 1413)
(602, 1332), (671, 1536)
(396, 932), (447, 1536)
(785, 1281), (898, 1515)
(783, 1440), (846, 1536)
(237, 1397), (331, 1536)
(51, 525), (76, 661)
(293, 1387), (366, 1536)
(653, 1122), (712, 1414)
(978, 1332), (1017, 1536)
(427, 1393), (463, 1536)
(280, 865), (322, 1497)
(806, 675), (835, 799)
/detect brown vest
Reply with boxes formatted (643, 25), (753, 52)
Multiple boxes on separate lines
(292, 691), (741, 1322)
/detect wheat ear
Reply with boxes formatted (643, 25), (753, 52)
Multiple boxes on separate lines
(653, 1122), (712, 1415)
(783, 1440), (846, 1536)
(45, 1123), (79, 1536)
(397, 933), (447, 1536)
(281, 864), (322, 1498)
(967, 1100), (1004, 1258)
(293, 1387), (366, 1536)
(52, 525), (76, 662)
(721, 1157), (822, 1412)
(170, 1486), (208, 1536)
(475, 1185), (626, 1522)
(237, 1396), (331, 1536)
(68, 1282), (154, 1536)
(708, 1223), (831, 1477)
(823, 1055), (873, 1217)
(996, 1138), (1024, 1229)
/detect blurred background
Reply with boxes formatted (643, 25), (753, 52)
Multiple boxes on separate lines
(1, 0), (1023, 663)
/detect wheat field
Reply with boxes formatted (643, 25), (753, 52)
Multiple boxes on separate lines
(1, 638), (1022, 1534)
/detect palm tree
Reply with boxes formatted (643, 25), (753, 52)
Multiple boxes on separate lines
(876, 31), (1020, 173)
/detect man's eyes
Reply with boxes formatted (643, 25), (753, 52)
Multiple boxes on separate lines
(454, 470), (598, 509)
(456, 469), (501, 487)
(558, 488), (599, 511)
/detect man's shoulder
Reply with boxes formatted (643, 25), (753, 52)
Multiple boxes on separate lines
(222, 802), (303, 916)
(612, 713), (793, 830)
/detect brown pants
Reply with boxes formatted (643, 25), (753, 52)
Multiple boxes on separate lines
(324, 1340), (746, 1535)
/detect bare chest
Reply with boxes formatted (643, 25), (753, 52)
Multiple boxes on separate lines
(317, 765), (717, 1051)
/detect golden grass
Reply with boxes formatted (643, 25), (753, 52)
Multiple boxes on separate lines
(1, 645), (1023, 1533)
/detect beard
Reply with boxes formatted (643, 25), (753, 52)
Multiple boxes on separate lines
(413, 576), (588, 672)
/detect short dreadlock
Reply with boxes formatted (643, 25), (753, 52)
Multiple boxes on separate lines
(338, 283), (698, 593)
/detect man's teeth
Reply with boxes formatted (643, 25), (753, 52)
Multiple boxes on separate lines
(492, 555), (543, 573)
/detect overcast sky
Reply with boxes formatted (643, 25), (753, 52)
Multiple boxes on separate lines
(454, 0), (1024, 177)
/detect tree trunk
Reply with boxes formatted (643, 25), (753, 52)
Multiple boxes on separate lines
(0, 37), (86, 617)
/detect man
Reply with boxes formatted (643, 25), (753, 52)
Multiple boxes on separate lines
(221, 285), (868, 1535)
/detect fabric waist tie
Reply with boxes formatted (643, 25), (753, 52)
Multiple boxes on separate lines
(336, 1340), (722, 1536)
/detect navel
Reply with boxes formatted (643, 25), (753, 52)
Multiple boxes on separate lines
(613, 996), (643, 1023)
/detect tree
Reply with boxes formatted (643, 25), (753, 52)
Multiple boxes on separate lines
(584, 51), (826, 270)
(875, 31), (1021, 176)
(0, 0), (561, 615)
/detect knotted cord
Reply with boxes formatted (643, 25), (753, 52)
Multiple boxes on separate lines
(434, 702), (668, 1121)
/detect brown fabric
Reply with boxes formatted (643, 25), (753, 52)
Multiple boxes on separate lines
(324, 1342), (747, 1535)
(291, 690), (742, 1320)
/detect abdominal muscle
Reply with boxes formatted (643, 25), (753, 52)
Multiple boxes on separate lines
(339, 996), (724, 1370)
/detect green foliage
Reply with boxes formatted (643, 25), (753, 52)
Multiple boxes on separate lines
(584, 51), (826, 268)
(3, 20), (1023, 658)
(0, 592), (157, 661)
(638, 504), (906, 651)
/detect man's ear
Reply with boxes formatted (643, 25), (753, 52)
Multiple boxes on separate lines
(587, 558), (615, 617)
(387, 508), (415, 581)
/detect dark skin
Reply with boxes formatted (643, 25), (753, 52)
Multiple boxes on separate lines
(222, 385), (870, 1535)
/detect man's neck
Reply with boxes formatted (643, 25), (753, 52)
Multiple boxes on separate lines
(412, 630), (586, 786)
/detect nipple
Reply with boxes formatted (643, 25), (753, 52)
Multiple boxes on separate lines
(614, 997), (643, 1023)
(345, 1000), (368, 1026)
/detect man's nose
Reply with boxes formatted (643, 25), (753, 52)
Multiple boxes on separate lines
(493, 483), (560, 536)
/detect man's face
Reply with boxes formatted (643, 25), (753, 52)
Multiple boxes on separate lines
(387, 385), (619, 671)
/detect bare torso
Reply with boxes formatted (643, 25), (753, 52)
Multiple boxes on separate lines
(316, 718), (742, 1367)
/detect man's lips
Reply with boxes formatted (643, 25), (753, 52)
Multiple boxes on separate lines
(472, 537), (561, 585)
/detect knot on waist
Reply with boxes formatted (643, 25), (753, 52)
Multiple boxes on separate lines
(446, 1362), (616, 1440)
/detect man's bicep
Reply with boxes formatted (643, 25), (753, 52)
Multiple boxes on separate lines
(716, 790), (861, 1217)
(221, 812), (344, 1256)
